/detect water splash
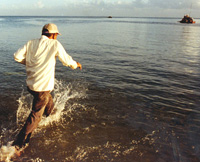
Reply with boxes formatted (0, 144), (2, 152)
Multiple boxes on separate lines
(15, 79), (87, 128)
(16, 89), (32, 126)
(39, 80), (86, 127)
(0, 142), (15, 162)
(0, 79), (87, 161)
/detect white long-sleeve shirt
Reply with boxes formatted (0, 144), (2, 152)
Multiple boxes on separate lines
(14, 35), (78, 92)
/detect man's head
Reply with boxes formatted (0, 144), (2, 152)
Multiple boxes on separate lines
(42, 23), (61, 39)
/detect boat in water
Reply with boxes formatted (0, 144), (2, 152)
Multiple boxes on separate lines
(179, 15), (196, 24)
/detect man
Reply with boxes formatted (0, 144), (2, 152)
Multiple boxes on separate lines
(12, 23), (82, 152)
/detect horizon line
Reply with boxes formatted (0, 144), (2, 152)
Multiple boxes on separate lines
(0, 15), (199, 19)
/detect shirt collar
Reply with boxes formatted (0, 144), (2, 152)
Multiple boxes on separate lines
(41, 35), (49, 40)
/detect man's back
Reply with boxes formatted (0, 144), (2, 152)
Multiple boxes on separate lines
(25, 36), (58, 91)
(14, 35), (78, 92)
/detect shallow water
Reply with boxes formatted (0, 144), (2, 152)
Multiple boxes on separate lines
(0, 16), (200, 161)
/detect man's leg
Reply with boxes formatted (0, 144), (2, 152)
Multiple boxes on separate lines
(13, 89), (51, 148)
(44, 93), (54, 116)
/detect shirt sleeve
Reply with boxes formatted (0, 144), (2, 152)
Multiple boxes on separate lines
(13, 43), (27, 65)
(56, 41), (78, 69)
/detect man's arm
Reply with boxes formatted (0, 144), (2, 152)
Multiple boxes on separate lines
(57, 42), (82, 70)
(13, 44), (27, 65)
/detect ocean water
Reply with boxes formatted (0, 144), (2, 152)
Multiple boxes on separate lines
(0, 16), (200, 162)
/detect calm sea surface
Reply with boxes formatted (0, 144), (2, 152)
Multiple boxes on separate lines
(0, 16), (200, 162)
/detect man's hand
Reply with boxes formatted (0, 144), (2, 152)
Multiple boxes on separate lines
(77, 62), (82, 70)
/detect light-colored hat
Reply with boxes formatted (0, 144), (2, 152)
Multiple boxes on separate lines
(42, 23), (61, 35)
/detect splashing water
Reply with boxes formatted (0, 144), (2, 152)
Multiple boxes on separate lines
(0, 79), (87, 161)
(15, 79), (87, 128)
(39, 80), (86, 127)
(0, 142), (15, 162)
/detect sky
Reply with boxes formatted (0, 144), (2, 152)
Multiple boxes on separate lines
(0, 0), (200, 17)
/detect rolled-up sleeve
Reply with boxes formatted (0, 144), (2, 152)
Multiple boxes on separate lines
(56, 41), (78, 69)
(14, 44), (27, 65)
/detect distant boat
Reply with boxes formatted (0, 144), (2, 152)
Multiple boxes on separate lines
(179, 15), (196, 24)
(108, 16), (112, 18)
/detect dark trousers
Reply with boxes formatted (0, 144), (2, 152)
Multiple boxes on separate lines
(13, 87), (54, 148)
